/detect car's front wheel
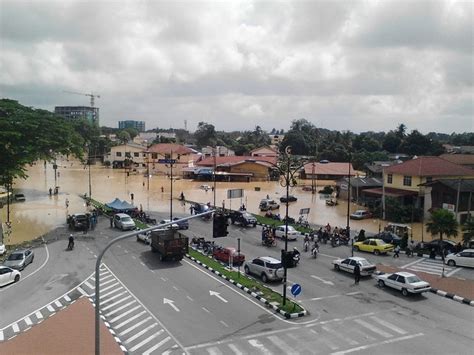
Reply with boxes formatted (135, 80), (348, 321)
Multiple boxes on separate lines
(447, 260), (456, 267)
(378, 280), (385, 288)
(374, 249), (380, 256)
(353, 246), (359, 252)
(261, 273), (268, 283)
(244, 265), (250, 274)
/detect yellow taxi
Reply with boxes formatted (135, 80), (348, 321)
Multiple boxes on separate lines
(353, 238), (394, 255)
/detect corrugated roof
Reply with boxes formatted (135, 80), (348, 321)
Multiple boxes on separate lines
(439, 154), (474, 166)
(197, 155), (277, 166)
(384, 156), (474, 176)
(421, 178), (474, 192)
(147, 143), (195, 155)
(303, 162), (355, 176)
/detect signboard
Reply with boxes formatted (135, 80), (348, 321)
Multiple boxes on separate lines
(299, 208), (310, 215)
(157, 159), (176, 164)
(442, 203), (455, 212)
(227, 189), (243, 199)
(290, 284), (302, 297)
(319, 194), (332, 200)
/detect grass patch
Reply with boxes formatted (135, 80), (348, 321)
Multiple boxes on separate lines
(253, 215), (312, 234)
(188, 248), (303, 314)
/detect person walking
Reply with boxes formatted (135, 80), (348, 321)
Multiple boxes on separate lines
(354, 262), (361, 285)
(393, 245), (401, 258)
(408, 240), (415, 257)
(65, 198), (69, 209)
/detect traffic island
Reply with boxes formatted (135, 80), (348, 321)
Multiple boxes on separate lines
(187, 248), (308, 319)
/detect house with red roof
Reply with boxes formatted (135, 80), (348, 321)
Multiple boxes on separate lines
(300, 162), (356, 181)
(250, 146), (279, 158)
(146, 143), (200, 176)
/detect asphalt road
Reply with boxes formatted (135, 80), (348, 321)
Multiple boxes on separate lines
(1, 213), (473, 354)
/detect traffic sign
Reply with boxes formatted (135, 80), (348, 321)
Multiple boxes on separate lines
(157, 159), (176, 164)
(299, 208), (310, 215)
(290, 284), (302, 297)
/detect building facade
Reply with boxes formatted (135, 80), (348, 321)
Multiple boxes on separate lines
(55, 106), (99, 125)
(104, 143), (147, 170)
(119, 120), (146, 132)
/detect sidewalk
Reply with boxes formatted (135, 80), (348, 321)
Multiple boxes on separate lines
(0, 297), (122, 355)
(376, 264), (474, 302)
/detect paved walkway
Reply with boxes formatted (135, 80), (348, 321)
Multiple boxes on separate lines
(0, 297), (122, 355)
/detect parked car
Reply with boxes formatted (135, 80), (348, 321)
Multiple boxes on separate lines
(375, 271), (431, 296)
(274, 225), (299, 241)
(229, 211), (257, 227)
(279, 195), (297, 203)
(172, 217), (189, 230)
(423, 239), (457, 255)
(445, 249), (474, 268)
(14, 194), (26, 202)
(159, 219), (180, 229)
(113, 213), (136, 231)
(374, 232), (401, 246)
(259, 199), (280, 211)
(353, 238), (394, 255)
(350, 210), (373, 220)
(136, 231), (151, 244)
(332, 257), (377, 276)
(0, 266), (21, 287)
(3, 249), (34, 270)
(213, 247), (245, 266)
(193, 203), (210, 214)
(244, 256), (284, 283)
(0, 243), (5, 256)
(68, 213), (89, 230)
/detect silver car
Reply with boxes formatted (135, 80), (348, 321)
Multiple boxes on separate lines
(4, 249), (34, 270)
(244, 256), (284, 283)
(114, 213), (136, 231)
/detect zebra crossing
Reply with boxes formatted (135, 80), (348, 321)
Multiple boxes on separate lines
(80, 264), (182, 354)
(0, 287), (84, 342)
(186, 313), (422, 354)
(402, 257), (460, 276)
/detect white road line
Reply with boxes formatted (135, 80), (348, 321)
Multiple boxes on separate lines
(186, 295), (194, 301)
(124, 323), (158, 344)
(142, 336), (171, 355)
(64, 295), (71, 302)
(119, 317), (153, 336)
(369, 317), (407, 335)
(0, 330), (3, 341)
(228, 344), (244, 355)
(47, 305), (55, 312)
(114, 311), (147, 330)
(102, 295), (132, 311)
(353, 319), (392, 338)
(160, 277), (167, 282)
(101, 286), (124, 299)
(401, 258), (425, 269)
(109, 305), (142, 323)
(321, 325), (358, 346)
(173, 286), (179, 291)
(101, 281), (120, 293)
(219, 320), (229, 328)
(54, 300), (62, 308)
(248, 339), (272, 355)
(129, 329), (164, 352)
(202, 307), (210, 313)
(24, 317), (32, 326)
(131, 256), (136, 260)
(35, 311), (43, 320)
(101, 278), (117, 286)
(446, 267), (462, 277)
(100, 274), (114, 281)
(101, 291), (128, 305)
(12, 323), (19, 333)
(84, 281), (94, 290)
(330, 333), (424, 355)
(77, 286), (89, 297)
(268, 335), (295, 353)
(105, 300), (137, 317)
(206, 347), (222, 355)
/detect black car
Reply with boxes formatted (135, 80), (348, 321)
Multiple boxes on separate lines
(229, 211), (257, 227)
(172, 217), (189, 230)
(67, 213), (89, 230)
(374, 232), (401, 246)
(280, 195), (297, 203)
(422, 239), (457, 255)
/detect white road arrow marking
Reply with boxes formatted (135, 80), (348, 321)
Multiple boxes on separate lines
(209, 290), (228, 303)
(163, 298), (180, 312)
(311, 275), (334, 286)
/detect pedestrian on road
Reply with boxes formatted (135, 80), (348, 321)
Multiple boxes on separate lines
(393, 245), (401, 258)
(408, 240), (415, 257)
(65, 198), (69, 208)
(109, 215), (113, 228)
(190, 205), (194, 215)
(49, 187), (52, 196)
(354, 263), (361, 285)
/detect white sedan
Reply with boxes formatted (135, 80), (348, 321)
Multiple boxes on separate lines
(0, 243), (5, 256)
(332, 257), (377, 276)
(274, 225), (299, 241)
(375, 271), (431, 296)
(445, 249), (474, 268)
(0, 266), (21, 287)
(136, 231), (151, 244)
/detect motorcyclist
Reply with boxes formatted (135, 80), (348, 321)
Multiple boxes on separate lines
(292, 247), (300, 266)
(68, 234), (74, 250)
(311, 241), (319, 257)
(303, 235), (310, 252)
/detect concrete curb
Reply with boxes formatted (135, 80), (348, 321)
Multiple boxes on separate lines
(186, 250), (307, 319)
(373, 271), (474, 307)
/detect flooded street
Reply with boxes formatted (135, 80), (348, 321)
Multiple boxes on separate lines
(2, 158), (430, 245)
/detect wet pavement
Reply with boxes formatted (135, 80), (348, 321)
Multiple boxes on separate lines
(3, 157), (431, 245)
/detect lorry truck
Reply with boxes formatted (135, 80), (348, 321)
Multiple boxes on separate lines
(150, 228), (189, 261)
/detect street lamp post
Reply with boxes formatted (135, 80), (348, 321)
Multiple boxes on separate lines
(87, 145), (92, 198)
(347, 153), (352, 256)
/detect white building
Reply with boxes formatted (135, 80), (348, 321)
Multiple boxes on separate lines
(104, 143), (147, 170)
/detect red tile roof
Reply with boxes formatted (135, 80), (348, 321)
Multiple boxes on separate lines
(303, 162), (355, 176)
(197, 155), (277, 166)
(147, 143), (195, 155)
(439, 154), (474, 167)
(384, 156), (474, 176)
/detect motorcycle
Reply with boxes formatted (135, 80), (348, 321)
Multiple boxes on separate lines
(292, 252), (300, 266)
(262, 238), (276, 247)
(311, 246), (319, 258)
(67, 241), (74, 251)
(303, 240), (309, 252)
(325, 199), (338, 206)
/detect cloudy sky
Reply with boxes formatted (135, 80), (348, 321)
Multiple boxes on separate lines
(0, 0), (472, 134)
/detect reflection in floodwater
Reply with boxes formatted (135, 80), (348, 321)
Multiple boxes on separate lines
(1, 158), (431, 244)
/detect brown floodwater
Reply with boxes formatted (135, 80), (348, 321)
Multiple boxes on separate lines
(1, 157), (433, 245)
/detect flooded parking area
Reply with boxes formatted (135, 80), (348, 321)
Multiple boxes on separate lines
(2, 158), (428, 245)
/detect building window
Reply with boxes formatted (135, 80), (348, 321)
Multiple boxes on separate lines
(152, 153), (158, 159)
(142, 153), (147, 158)
(403, 176), (412, 186)
(134, 152), (139, 157)
(387, 174), (393, 184)
(116, 152), (122, 157)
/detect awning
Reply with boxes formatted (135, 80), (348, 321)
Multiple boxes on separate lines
(361, 187), (418, 198)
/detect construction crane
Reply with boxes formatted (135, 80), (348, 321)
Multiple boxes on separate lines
(64, 90), (100, 107)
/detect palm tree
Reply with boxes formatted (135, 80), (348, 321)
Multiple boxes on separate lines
(426, 209), (458, 277)
(462, 217), (474, 245)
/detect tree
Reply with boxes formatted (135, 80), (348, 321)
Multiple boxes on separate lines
(462, 218), (474, 245)
(123, 128), (139, 140)
(116, 131), (131, 144)
(194, 122), (217, 148)
(382, 132), (402, 153)
(426, 209), (459, 276)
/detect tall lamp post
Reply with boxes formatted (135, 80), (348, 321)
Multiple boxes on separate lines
(87, 144), (92, 198)
(346, 153), (353, 256)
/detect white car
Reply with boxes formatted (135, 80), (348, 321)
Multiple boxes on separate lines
(0, 266), (21, 286)
(274, 225), (299, 241)
(332, 257), (377, 276)
(375, 271), (431, 296)
(136, 231), (151, 244)
(159, 219), (179, 229)
(113, 213), (136, 231)
(445, 249), (474, 268)
(244, 256), (284, 283)
(0, 243), (5, 256)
